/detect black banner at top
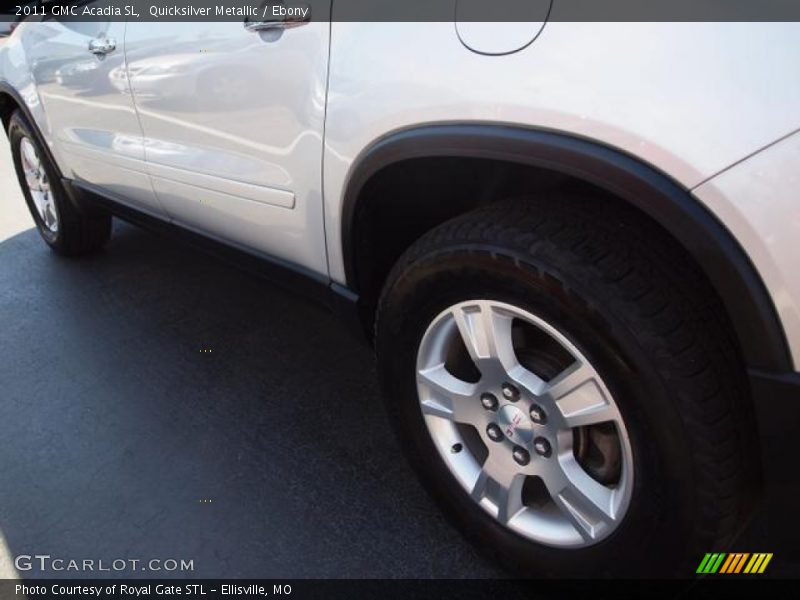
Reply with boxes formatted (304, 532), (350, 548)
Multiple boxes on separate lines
(2, 0), (800, 23)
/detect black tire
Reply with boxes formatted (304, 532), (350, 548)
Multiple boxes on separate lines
(375, 192), (757, 577)
(8, 110), (111, 256)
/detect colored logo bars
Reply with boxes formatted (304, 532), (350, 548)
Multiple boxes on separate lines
(697, 553), (773, 574)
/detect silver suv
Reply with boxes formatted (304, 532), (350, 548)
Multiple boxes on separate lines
(2, 9), (799, 577)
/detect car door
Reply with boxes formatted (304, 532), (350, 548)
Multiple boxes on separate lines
(125, 13), (331, 275)
(22, 7), (164, 217)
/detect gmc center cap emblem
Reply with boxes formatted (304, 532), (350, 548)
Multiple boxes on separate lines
(497, 404), (534, 444)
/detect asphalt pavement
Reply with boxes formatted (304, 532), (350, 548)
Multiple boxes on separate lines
(0, 132), (504, 578)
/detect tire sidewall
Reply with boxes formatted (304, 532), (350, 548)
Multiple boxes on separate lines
(377, 248), (698, 577)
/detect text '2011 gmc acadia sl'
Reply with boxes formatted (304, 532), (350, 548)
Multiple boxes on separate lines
(1, 8), (799, 577)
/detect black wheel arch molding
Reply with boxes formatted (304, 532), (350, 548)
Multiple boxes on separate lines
(340, 122), (794, 374)
(1, 81), (100, 218)
(3, 84), (793, 374)
(1, 82), (59, 171)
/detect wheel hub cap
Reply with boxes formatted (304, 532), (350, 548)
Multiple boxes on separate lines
(498, 404), (534, 445)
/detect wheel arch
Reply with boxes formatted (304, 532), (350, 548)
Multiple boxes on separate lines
(0, 82), (60, 172)
(0, 85), (21, 131)
(2, 82), (104, 223)
(341, 123), (792, 372)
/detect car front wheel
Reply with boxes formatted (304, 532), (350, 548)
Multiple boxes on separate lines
(8, 110), (111, 256)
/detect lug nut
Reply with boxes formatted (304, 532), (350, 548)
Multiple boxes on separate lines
(529, 404), (547, 424)
(512, 446), (530, 466)
(451, 443), (463, 454)
(480, 393), (498, 411)
(502, 383), (520, 402)
(533, 437), (552, 458)
(486, 423), (504, 442)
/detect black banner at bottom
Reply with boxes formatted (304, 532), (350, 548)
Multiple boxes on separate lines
(0, 579), (795, 600)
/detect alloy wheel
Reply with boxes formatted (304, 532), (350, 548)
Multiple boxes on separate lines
(19, 137), (58, 233)
(416, 300), (633, 547)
